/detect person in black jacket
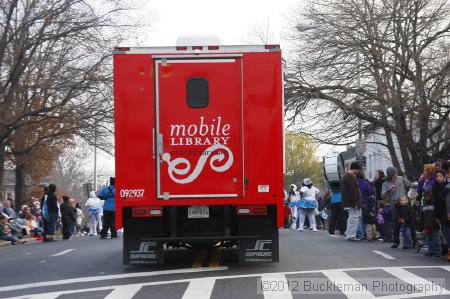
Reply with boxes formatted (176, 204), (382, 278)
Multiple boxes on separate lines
(41, 184), (59, 242)
(391, 196), (414, 249)
(439, 162), (450, 261)
(341, 162), (362, 241)
(363, 195), (377, 241)
(60, 196), (76, 240)
(431, 170), (446, 257)
(422, 191), (441, 257)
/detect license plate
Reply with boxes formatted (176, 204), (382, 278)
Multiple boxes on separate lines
(188, 206), (209, 218)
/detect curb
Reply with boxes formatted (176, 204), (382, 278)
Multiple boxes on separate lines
(0, 237), (39, 247)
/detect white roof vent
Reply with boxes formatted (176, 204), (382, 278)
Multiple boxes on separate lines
(176, 35), (222, 47)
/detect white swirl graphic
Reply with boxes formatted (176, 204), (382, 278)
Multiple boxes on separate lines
(161, 144), (234, 184)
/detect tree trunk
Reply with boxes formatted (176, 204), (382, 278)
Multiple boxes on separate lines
(15, 162), (26, 212)
(384, 128), (404, 175)
(0, 143), (5, 201)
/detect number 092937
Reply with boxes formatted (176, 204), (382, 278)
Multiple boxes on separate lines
(120, 189), (145, 198)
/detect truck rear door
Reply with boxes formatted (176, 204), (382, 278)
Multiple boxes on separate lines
(155, 56), (243, 199)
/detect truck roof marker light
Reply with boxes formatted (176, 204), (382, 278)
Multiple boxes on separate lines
(264, 45), (279, 50)
(208, 46), (219, 50)
(115, 47), (130, 51)
(176, 46), (187, 51)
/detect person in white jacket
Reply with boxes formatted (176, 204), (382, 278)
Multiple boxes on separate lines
(288, 184), (300, 229)
(297, 178), (320, 232)
(85, 191), (103, 236)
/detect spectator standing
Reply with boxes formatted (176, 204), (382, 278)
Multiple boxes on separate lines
(288, 184), (300, 229)
(319, 190), (332, 230)
(431, 170), (446, 257)
(391, 196), (414, 249)
(99, 177), (117, 239)
(75, 203), (84, 236)
(41, 184), (59, 242)
(417, 164), (435, 200)
(439, 162), (450, 261)
(381, 167), (411, 242)
(377, 201), (385, 241)
(85, 191), (103, 236)
(341, 162), (362, 241)
(422, 192), (441, 257)
(328, 187), (346, 236)
(60, 196), (76, 240)
(283, 201), (291, 228)
(363, 195), (377, 242)
(357, 172), (373, 240)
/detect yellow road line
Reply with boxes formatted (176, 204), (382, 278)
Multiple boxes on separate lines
(208, 248), (221, 267)
(191, 250), (207, 268)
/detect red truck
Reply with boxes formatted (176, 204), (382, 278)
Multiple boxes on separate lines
(113, 39), (284, 265)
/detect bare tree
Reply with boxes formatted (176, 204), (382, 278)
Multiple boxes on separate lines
(244, 18), (280, 45)
(50, 144), (92, 204)
(0, 0), (142, 199)
(286, 0), (450, 177)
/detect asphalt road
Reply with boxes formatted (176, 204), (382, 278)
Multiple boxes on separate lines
(1, 229), (449, 299)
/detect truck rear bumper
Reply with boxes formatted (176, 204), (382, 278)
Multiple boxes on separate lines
(122, 205), (279, 265)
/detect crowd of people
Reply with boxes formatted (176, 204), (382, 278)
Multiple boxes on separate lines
(285, 159), (450, 261)
(0, 177), (116, 245)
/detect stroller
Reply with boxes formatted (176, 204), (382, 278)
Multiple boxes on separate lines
(7, 218), (28, 239)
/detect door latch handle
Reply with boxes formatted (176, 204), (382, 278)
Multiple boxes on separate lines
(157, 133), (164, 156)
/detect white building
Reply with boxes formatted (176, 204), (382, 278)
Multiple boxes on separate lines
(363, 127), (404, 180)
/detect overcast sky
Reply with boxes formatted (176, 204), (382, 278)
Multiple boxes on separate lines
(96, 0), (340, 177)
(140, 0), (298, 47)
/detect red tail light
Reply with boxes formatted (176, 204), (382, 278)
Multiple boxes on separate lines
(132, 206), (163, 218)
(192, 46), (203, 50)
(237, 205), (267, 216)
(176, 46), (188, 50)
(208, 46), (219, 50)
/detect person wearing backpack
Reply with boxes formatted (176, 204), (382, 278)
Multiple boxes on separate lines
(98, 177), (117, 239)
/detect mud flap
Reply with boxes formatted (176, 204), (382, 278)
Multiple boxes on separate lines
(122, 208), (164, 265)
(238, 206), (279, 263)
